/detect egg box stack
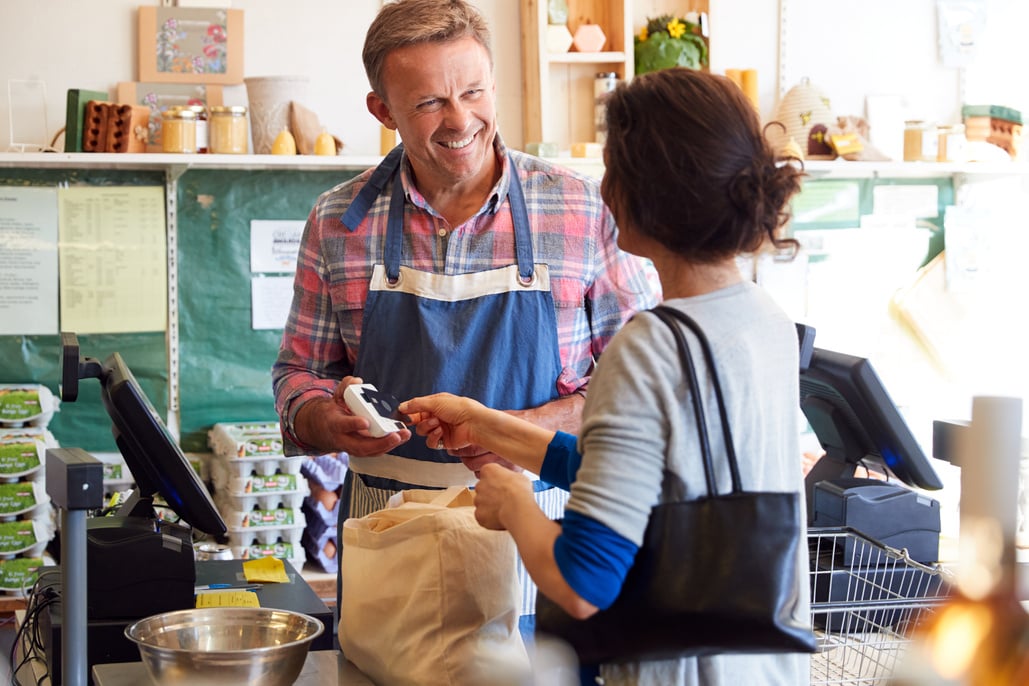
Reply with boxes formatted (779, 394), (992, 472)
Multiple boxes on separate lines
(91, 451), (135, 503)
(97, 450), (209, 537)
(207, 422), (308, 571)
(0, 385), (59, 596)
(300, 454), (347, 573)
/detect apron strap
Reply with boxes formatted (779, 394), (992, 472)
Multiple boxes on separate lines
(340, 144), (405, 231)
(505, 157), (535, 282)
(384, 171), (407, 282)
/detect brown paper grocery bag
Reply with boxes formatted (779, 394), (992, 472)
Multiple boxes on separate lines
(339, 487), (529, 686)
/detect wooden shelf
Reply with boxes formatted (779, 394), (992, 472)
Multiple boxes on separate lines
(520, 0), (633, 150)
(546, 51), (628, 64)
(0, 152), (381, 172)
(519, 0), (710, 153)
(803, 159), (1029, 179)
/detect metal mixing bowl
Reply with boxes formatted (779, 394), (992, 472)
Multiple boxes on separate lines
(124, 607), (324, 686)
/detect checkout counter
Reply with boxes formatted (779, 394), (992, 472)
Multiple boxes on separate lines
(35, 559), (335, 684)
(27, 338), (372, 685)
(91, 651), (373, 686)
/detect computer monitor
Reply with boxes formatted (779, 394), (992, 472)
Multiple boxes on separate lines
(61, 334), (226, 536)
(99, 352), (227, 536)
(799, 345), (944, 509)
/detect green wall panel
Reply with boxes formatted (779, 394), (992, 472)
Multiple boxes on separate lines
(791, 176), (955, 267)
(175, 168), (358, 451)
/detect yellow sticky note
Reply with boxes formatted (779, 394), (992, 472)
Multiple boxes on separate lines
(196, 590), (260, 608)
(243, 556), (290, 583)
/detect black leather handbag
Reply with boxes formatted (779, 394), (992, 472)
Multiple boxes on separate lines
(535, 305), (817, 665)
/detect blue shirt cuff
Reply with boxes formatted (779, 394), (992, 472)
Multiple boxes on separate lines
(553, 510), (638, 609)
(540, 431), (581, 491)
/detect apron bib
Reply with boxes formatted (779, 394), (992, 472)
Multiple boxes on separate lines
(342, 145), (562, 486)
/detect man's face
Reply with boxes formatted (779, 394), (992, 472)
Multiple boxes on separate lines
(369, 36), (498, 191)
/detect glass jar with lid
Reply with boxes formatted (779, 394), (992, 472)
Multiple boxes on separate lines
(161, 107), (197, 154)
(209, 105), (249, 154)
(594, 72), (618, 144)
(183, 105), (209, 153)
(937, 123), (966, 162)
(903, 120), (937, 162)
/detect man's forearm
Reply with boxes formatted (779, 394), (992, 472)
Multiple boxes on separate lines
(507, 391), (585, 435)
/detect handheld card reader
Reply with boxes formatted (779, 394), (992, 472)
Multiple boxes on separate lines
(343, 383), (409, 437)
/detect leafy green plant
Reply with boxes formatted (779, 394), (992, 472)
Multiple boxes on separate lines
(634, 14), (708, 74)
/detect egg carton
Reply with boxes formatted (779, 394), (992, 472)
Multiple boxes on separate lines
(208, 421), (284, 459)
(300, 453), (348, 491)
(0, 553), (55, 596)
(0, 518), (52, 558)
(0, 434), (47, 482)
(302, 528), (337, 574)
(0, 384), (59, 428)
(302, 496), (338, 539)
(182, 451), (215, 484)
(0, 426), (58, 446)
(210, 459), (308, 497)
(225, 526), (305, 555)
(0, 481), (50, 520)
(217, 489), (307, 513)
(221, 505), (306, 532)
(301, 494), (338, 574)
(87, 451), (136, 490)
(209, 453), (305, 479)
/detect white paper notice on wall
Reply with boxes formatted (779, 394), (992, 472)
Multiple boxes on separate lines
(250, 219), (304, 273)
(872, 184), (939, 219)
(0, 186), (58, 335)
(937, 0), (987, 68)
(251, 275), (294, 330)
(58, 186), (167, 334)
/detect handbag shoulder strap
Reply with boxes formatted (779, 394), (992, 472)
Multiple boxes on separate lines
(650, 305), (743, 496)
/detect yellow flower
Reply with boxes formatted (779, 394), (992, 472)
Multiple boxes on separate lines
(638, 26), (649, 42)
(666, 18), (686, 39)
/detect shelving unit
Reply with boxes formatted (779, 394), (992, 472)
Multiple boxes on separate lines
(519, 0), (709, 153)
(541, 156), (1029, 181)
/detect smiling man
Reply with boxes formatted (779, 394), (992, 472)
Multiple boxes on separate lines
(272, 0), (658, 628)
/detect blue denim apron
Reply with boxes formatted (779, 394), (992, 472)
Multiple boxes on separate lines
(335, 146), (568, 625)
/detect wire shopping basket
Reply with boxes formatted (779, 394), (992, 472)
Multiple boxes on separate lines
(809, 527), (953, 685)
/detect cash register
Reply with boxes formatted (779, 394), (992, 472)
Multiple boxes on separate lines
(41, 334), (233, 683)
(797, 325), (945, 563)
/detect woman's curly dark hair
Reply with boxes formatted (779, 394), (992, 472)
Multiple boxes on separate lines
(601, 68), (805, 262)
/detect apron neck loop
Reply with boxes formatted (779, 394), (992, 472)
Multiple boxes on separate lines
(340, 144), (405, 231)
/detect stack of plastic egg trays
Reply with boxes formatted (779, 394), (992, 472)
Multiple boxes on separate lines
(0, 384), (59, 596)
(207, 421), (309, 571)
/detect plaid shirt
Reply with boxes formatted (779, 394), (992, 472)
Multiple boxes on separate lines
(273, 137), (659, 453)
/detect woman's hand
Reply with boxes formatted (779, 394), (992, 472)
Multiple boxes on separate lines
(400, 393), (484, 452)
(473, 463), (535, 530)
(400, 393), (554, 476)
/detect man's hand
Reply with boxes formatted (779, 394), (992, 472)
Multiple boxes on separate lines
(293, 376), (412, 456)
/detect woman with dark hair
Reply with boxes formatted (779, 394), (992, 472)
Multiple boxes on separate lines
(401, 67), (811, 686)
